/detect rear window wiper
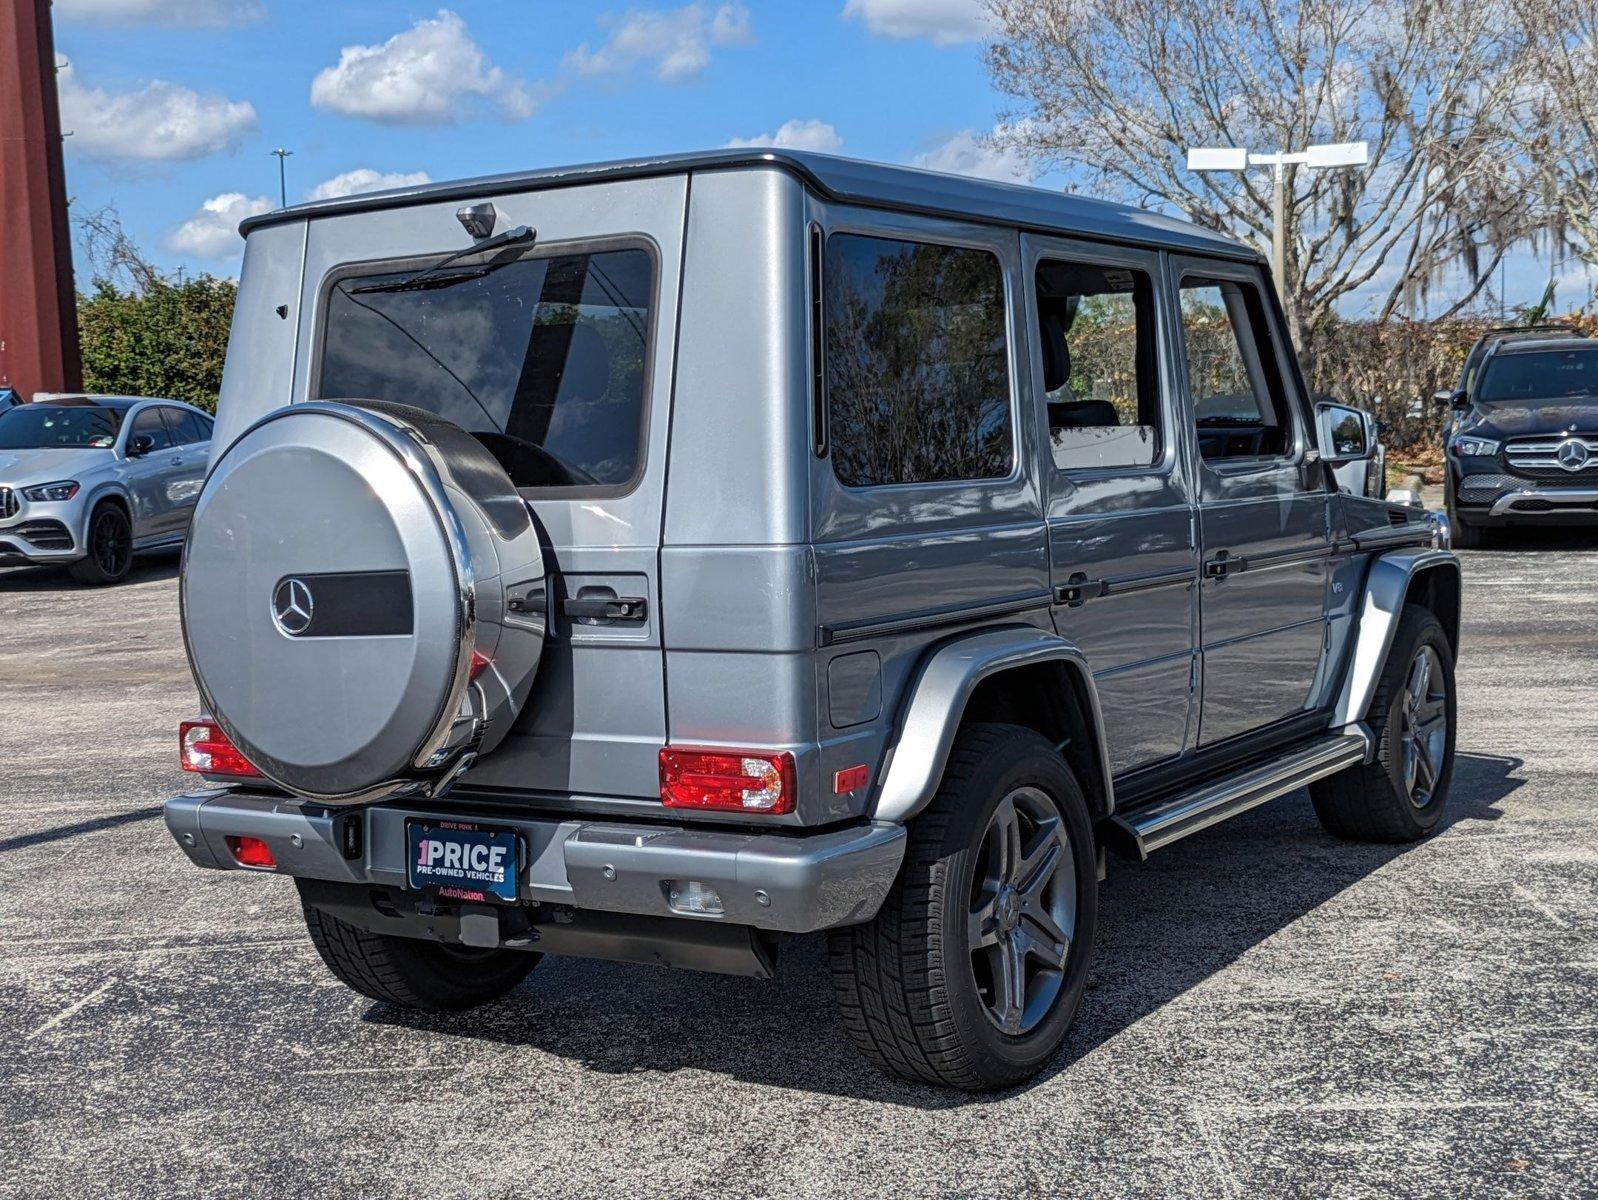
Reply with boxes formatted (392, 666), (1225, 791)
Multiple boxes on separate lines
(351, 224), (537, 295)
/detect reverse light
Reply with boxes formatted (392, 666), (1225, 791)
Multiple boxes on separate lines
(180, 719), (261, 777)
(1450, 435), (1500, 457)
(660, 747), (797, 814)
(21, 480), (79, 502)
(225, 835), (276, 869)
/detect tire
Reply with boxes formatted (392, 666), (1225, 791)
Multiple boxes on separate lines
(829, 723), (1098, 1091)
(1311, 604), (1456, 842)
(1445, 476), (1487, 549)
(300, 895), (540, 1011)
(68, 502), (133, 585)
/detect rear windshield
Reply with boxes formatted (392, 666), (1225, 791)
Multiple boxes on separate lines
(1478, 346), (1598, 404)
(0, 404), (123, 449)
(317, 246), (653, 490)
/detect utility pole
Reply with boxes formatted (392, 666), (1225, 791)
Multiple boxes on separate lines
(0, 0), (83, 399)
(270, 147), (293, 209)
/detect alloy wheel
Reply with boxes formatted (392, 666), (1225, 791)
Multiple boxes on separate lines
(1399, 644), (1448, 808)
(967, 785), (1077, 1035)
(91, 510), (131, 578)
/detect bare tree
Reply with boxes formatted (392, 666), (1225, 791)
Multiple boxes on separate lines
(75, 205), (166, 293)
(985, 0), (1535, 370)
(1513, 0), (1598, 269)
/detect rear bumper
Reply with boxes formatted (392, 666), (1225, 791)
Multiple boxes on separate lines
(163, 789), (906, 935)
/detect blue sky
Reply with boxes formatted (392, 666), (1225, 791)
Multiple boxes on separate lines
(52, 0), (1594, 315)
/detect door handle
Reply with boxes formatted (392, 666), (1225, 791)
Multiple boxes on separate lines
(560, 593), (647, 624)
(169, 456), (184, 466)
(1203, 551), (1249, 579)
(1054, 573), (1106, 608)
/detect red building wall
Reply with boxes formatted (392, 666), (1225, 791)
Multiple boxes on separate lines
(0, 0), (82, 398)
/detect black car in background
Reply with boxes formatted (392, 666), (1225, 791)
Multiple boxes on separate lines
(1442, 326), (1598, 547)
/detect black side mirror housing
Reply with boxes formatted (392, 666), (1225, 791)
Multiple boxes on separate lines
(127, 433), (155, 457)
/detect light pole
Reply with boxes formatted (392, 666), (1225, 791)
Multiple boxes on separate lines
(1185, 142), (1370, 288)
(270, 147), (293, 209)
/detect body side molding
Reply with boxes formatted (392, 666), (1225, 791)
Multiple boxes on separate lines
(872, 626), (1114, 824)
(1332, 548), (1461, 731)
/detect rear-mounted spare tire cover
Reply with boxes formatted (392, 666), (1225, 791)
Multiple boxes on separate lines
(181, 401), (546, 802)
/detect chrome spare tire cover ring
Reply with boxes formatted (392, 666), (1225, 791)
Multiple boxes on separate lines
(967, 784), (1077, 1036)
(1399, 643), (1448, 809)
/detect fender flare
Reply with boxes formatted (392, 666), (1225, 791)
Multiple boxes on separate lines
(1332, 548), (1461, 728)
(871, 626), (1114, 825)
(76, 483), (133, 544)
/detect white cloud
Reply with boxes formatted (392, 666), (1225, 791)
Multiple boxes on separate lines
(56, 65), (257, 162)
(55, 0), (262, 25)
(167, 192), (273, 259)
(912, 128), (1033, 182)
(725, 119), (842, 153)
(842, 0), (991, 46)
(310, 10), (537, 125)
(566, 3), (751, 84)
(308, 168), (432, 202)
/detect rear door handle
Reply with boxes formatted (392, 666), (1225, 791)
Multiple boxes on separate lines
(1054, 573), (1106, 607)
(1203, 551), (1248, 578)
(560, 594), (647, 624)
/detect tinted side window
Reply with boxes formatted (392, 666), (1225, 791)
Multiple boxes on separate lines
(825, 233), (1012, 487)
(161, 408), (204, 445)
(1035, 259), (1160, 471)
(129, 407), (175, 452)
(1178, 277), (1291, 461)
(177, 410), (213, 443)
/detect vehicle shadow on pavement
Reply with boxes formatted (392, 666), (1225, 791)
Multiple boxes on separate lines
(366, 750), (1524, 1107)
(0, 553), (180, 591)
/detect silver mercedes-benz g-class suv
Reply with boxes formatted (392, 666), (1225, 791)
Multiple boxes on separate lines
(164, 151), (1459, 1091)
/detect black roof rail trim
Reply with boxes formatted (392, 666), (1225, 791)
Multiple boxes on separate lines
(236, 149), (1261, 263)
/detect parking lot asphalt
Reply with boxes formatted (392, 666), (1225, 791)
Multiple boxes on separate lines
(2, 535), (1596, 1200)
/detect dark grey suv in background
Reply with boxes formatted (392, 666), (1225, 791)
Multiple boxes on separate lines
(162, 151), (1459, 1090)
(1441, 328), (1598, 546)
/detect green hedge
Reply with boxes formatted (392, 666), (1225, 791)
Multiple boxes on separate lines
(77, 276), (235, 413)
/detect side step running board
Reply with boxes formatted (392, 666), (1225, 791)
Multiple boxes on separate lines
(1110, 732), (1371, 860)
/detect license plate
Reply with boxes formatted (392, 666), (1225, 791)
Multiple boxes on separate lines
(406, 820), (520, 904)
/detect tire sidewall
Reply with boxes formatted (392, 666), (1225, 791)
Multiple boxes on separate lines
(930, 731), (1097, 1084)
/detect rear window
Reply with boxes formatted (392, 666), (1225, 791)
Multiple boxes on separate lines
(317, 246), (653, 490)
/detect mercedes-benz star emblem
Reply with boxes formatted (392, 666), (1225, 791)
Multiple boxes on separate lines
(272, 577), (315, 636)
(1556, 438), (1590, 471)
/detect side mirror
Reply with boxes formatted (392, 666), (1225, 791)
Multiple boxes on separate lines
(1315, 401), (1370, 465)
(1435, 388), (1467, 411)
(127, 433), (155, 457)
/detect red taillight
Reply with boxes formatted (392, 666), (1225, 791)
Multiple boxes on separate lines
(180, 720), (260, 777)
(660, 747), (796, 814)
(225, 835), (276, 869)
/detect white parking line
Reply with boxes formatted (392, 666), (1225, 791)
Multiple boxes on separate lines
(27, 976), (116, 1040)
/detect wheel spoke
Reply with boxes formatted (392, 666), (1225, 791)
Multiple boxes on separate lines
(1016, 822), (1063, 900)
(968, 896), (1001, 950)
(1413, 736), (1438, 791)
(1019, 913), (1068, 966)
(994, 939), (1027, 1033)
(992, 795), (1021, 883)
